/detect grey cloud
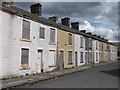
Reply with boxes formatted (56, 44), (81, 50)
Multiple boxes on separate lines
(42, 2), (102, 18)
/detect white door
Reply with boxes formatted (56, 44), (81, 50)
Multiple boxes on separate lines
(37, 50), (43, 73)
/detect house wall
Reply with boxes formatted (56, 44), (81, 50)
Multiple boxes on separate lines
(1, 10), (57, 79)
(102, 42), (108, 61)
(58, 29), (75, 69)
(111, 45), (117, 60)
(99, 41), (104, 61)
(92, 40), (100, 63)
(85, 38), (93, 64)
(85, 37), (89, 64)
(75, 34), (85, 66)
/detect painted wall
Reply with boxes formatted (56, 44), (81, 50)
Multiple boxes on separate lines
(85, 38), (93, 64)
(99, 41), (104, 61)
(75, 34), (85, 66)
(1, 10), (57, 79)
(58, 29), (75, 69)
(92, 40), (100, 63)
(110, 45), (117, 60)
(102, 42), (108, 61)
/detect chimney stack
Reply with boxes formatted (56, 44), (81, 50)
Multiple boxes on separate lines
(30, 3), (42, 16)
(97, 36), (101, 38)
(61, 17), (70, 27)
(2, 0), (13, 7)
(87, 32), (92, 35)
(80, 30), (86, 33)
(93, 34), (97, 37)
(71, 22), (79, 30)
(49, 16), (58, 23)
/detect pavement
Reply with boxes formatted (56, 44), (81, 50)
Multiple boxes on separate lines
(0, 60), (118, 89)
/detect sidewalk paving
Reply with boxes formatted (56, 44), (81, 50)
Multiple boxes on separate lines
(0, 60), (118, 89)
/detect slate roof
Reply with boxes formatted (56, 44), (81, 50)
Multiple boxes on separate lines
(0, 3), (115, 45)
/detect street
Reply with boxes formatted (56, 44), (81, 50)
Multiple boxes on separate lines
(17, 63), (119, 88)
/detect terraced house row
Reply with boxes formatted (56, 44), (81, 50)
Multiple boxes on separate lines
(0, 3), (118, 79)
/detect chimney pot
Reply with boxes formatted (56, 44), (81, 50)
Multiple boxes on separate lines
(93, 34), (97, 36)
(71, 22), (79, 30)
(30, 3), (42, 16)
(87, 32), (92, 35)
(97, 36), (101, 38)
(61, 17), (70, 27)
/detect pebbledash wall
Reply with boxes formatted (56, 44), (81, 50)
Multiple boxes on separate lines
(0, 10), (57, 79)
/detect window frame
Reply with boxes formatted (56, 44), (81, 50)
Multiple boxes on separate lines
(49, 50), (56, 67)
(96, 41), (98, 50)
(50, 28), (55, 43)
(20, 48), (29, 70)
(39, 27), (45, 39)
(68, 33), (72, 46)
(22, 20), (31, 40)
(89, 39), (92, 49)
(80, 37), (83, 48)
(96, 52), (98, 61)
(68, 51), (72, 64)
(80, 52), (84, 63)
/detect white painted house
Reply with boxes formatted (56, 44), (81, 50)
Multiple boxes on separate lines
(0, 3), (58, 79)
(75, 34), (85, 66)
(92, 40), (100, 63)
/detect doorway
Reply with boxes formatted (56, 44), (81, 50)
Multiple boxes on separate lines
(37, 50), (43, 73)
(59, 51), (64, 70)
(85, 52), (88, 64)
(75, 52), (77, 67)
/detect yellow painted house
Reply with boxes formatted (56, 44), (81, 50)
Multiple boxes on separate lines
(58, 29), (75, 69)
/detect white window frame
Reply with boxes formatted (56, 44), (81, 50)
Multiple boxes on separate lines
(39, 27), (45, 39)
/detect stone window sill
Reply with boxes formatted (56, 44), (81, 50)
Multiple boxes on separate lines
(49, 42), (56, 45)
(49, 65), (56, 68)
(20, 38), (31, 42)
(20, 64), (30, 70)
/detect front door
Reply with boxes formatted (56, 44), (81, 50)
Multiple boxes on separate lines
(75, 52), (77, 67)
(85, 52), (88, 64)
(59, 51), (64, 70)
(37, 50), (43, 73)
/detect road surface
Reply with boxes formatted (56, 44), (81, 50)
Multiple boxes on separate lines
(17, 63), (119, 88)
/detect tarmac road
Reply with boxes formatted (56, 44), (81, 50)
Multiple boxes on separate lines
(18, 62), (119, 88)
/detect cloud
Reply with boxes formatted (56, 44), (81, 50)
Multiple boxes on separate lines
(42, 2), (118, 26)
(79, 21), (118, 42)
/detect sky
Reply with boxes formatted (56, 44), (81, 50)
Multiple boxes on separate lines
(13, 1), (119, 42)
